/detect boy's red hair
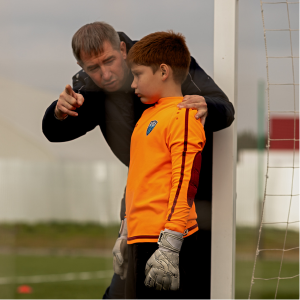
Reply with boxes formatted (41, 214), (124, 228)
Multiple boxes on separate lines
(127, 31), (191, 84)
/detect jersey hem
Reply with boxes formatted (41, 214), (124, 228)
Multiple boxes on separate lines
(127, 223), (198, 244)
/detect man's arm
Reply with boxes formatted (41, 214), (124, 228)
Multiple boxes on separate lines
(42, 73), (102, 142)
(180, 56), (235, 132)
(42, 97), (99, 142)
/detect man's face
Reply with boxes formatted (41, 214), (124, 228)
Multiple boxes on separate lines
(79, 41), (128, 92)
(131, 64), (163, 104)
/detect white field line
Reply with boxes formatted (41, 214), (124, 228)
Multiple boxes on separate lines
(0, 270), (114, 285)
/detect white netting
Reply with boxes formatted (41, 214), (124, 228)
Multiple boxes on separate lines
(249, 1), (299, 299)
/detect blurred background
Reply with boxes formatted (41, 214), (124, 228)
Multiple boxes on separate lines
(0, 0), (298, 298)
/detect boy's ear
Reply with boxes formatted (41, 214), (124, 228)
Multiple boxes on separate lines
(160, 64), (169, 81)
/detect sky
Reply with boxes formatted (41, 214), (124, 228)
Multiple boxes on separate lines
(0, 0), (298, 134)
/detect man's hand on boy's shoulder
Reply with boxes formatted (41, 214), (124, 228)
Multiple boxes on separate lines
(177, 95), (207, 126)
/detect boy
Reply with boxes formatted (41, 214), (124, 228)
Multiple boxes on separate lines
(114, 31), (206, 299)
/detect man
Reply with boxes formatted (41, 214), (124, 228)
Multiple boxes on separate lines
(42, 22), (234, 299)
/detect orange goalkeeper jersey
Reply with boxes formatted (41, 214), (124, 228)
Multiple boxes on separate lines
(126, 97), (206, 244)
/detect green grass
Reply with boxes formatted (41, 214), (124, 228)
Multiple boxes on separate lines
(2, 278), (111, 299)
(236, 260), (299, 299)
(236, 226), (299, 260)
(0, 223), (119, 299)
(236, 226), (299, 299)
(0, 222), (120, 250)
(0, 223), (298, 299)
(0, 255), (112, 277)
(0, 255), (113, 299)
(0, 255), (298, 299)
(14, 280), (111, 299)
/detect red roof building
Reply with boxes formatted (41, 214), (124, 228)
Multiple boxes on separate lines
(270, 116), (299, 150)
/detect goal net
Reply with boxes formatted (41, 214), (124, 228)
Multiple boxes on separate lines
(249, 1), (299, 298)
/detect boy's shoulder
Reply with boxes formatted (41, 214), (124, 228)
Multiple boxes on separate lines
(141, 101), (178, 120)
(141, 100), (203, 131)
(168, 107), (205, 138)
(170, 106), (203, 127)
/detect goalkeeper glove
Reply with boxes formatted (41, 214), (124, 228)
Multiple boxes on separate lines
(112, 218), (128, 280)
(144, 229), (183, 291)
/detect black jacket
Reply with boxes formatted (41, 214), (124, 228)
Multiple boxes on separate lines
(42, 32), (235, 212)
(43, 32), (234, 164)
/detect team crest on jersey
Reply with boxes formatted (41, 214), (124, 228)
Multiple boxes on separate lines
(146, 120), (158, 136)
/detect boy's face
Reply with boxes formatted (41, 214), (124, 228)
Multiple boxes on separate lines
(131, 64), (163, 104)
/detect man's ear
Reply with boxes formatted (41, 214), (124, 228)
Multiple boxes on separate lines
(120, 41), (127, 60)
(160, 64), (169, 81)
(77, 61), (84, 69)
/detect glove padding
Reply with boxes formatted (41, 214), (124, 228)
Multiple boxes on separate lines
(144, 229), (183, 291)
(112, 219), (128, 280)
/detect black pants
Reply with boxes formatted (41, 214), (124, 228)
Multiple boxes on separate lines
(103, 273), (125, 299)
(103, 229), (211, 299)
(125, 231), (206, 299)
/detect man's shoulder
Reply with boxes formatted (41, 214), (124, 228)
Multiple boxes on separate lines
(118, 32), (135, 52)
(181, 56), (205, 95)
(72, 70), (101, 93)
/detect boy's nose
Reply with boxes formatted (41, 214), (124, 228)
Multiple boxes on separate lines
(131, 80), (137, 89)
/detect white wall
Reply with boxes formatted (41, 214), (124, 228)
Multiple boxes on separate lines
(236, 149), (299, 231)
(0, 150), (298, 230)
(0, 160), (128, 224)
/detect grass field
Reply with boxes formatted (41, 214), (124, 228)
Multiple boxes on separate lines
(0, 255), (298, 299)
(0, 223), (298, 299)
(236, 260), (299, 299)
(0, 255), (113, 299)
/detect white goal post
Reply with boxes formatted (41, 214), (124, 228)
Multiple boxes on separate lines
(211, 0), (238, 299)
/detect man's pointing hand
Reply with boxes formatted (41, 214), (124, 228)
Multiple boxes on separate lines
(54, 84), (85, 120)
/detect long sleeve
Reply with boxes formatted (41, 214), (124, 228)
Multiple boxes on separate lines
(42, 90), (102, 143)
(42, 68), (103, 143)
(182, 56), (235, 132)
(165, 108), (206, 233)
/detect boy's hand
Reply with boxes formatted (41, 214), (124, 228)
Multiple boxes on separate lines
(112, 219), (128, 280)
(177, 95), (207, 125)
(144, 229), (183, 291)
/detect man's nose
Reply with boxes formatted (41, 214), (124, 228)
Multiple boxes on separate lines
(101, 67), (111, 81)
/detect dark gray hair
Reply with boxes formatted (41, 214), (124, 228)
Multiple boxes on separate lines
(72, 22), (120, 63)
